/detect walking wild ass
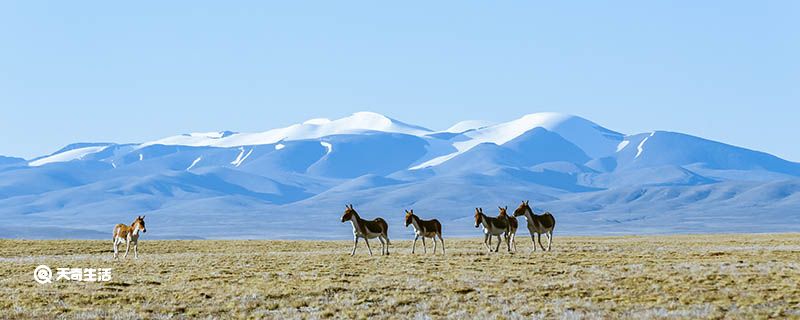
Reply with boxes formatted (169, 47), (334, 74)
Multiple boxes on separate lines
(404, 209), (444, 254)
(474, 207), (515, 253)
(513, 200), (556, 251)
(113, 215), (147, 259)
(341, 204), (390, 256)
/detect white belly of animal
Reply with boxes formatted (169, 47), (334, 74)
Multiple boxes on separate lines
(484, 226), (504, 236)
(353, 228), (381, 239)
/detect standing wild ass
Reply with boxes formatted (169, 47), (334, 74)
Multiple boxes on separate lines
(404, 209), (444, 254)
(341, 204), (390, 256)
(113, 215), (147, 259)
(513, 200), (556, 251)
(474, 207), (515, 253)
(498, 206), (518, 252)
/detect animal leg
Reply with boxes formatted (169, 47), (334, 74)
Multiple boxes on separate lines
(384, 235), (390, 255)
(484, 234), (492, 252)
(412, 235), (419, 254)
(439, 234), (445, 255)
(531, 234), (537, 252)
(432, 237), (437, 254)
(505, 234), (511, 252)
(133, 241), (138, 259)
(351, 236), (358, 256)
(123, 240), (130, 259)
(378, 237), (386, 255)
(113, 239), (119, 259)
(538, 233), (546, 251)
(547, 231), (553, 251)
(364, 238), (374, 256)
(513, 234), (518, 252)
(495, 235), (502, 252)
(422, 237), (427, 254)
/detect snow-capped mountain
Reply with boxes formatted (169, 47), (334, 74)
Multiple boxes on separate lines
(1, 112), (799, 239)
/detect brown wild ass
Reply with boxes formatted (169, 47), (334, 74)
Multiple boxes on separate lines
(498, 206), (518, 252)
(474, 207), (515, 253)
(404, 209), (444, 254)
(513, 200), (556, 251)
(341, 204), (390, 256)
(113, 215), (147, 259)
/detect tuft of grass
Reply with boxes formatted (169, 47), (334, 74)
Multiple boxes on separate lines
(1, 234), (799, 318)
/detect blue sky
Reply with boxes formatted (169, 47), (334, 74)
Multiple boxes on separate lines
(1, 1), (798, 160)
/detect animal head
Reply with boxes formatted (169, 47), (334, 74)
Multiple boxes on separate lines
(404, 209), (414, 227)
(474, 208), (484, 228)
(514, 200), (531, 217)
(498, 206), (508, 216)
(133, 215), (146, 233)
(341, 204), (357, 222)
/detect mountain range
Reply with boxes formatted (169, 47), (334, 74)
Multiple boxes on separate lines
(2, 111), (799, 239)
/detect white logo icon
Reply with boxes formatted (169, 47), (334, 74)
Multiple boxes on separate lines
(34, 265), (52, 284)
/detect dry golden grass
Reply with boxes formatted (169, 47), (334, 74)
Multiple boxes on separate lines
(1, 234), (799, 319)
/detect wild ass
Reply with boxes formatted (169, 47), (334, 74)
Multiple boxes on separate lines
(113, 215), (147, 259)
(513, 200), (556, 251)
(404, 209), (444, 255)
(498, 206), (518, 252)
(341, 204), (390, 256)
(474, 207), (515, 253)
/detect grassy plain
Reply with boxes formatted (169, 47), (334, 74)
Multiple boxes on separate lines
(1, 234), (799, 319)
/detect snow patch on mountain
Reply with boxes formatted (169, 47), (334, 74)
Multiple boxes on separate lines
(616, 140), (630, 152)
(320, 142), (332, 154)
(29, 146), (110, 167)
(636, 132), (656, 158)
(187, 157), (202, 170)
(141, 112), (431, 148)
(303, 118), (332, 125)
(230, 147), (253, 167)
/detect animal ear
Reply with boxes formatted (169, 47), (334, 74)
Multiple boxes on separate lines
(505, 206), (508, 210)
(525, 200), (529, 205)
(141, 215), (145, 219)
(405, 209), (409, 214)
(410, 209), (413, 214)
